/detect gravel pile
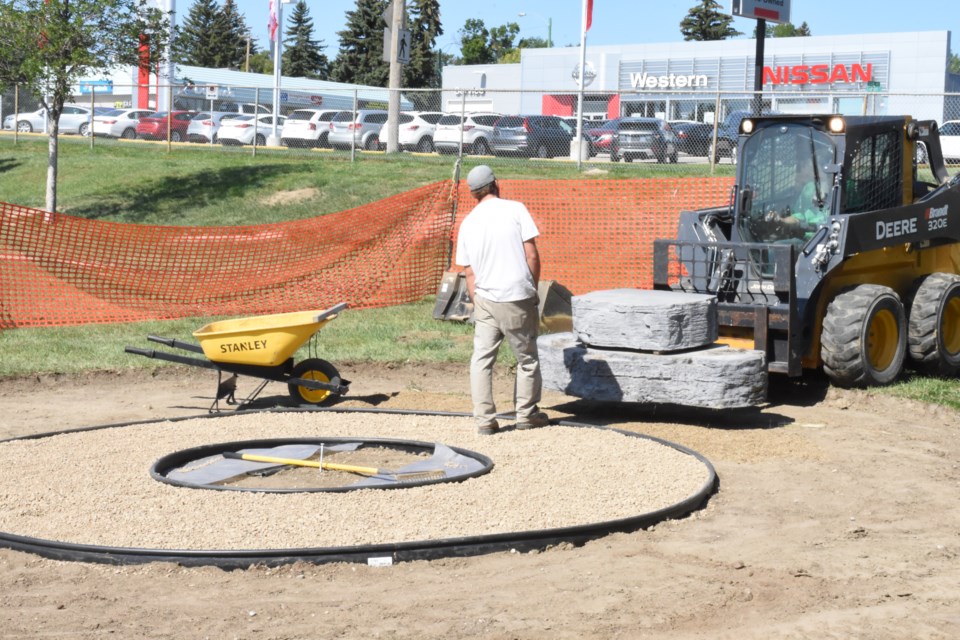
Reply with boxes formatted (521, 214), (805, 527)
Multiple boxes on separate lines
(0, 411), (712, 550)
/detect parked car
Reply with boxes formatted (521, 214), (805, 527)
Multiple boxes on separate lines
(937, 120), (960, 161)
(217, 102), (271, 116)
(614, 117), (679, 163)
(397, 111), (444, 152)
(709, 110), (752, 164)
(584, 117), (630, 157)
(2, 104), (105, 136)
(668, 120), (714, 156)
(280, 109), (342, 148)
(328, 109), (389, 151)
(187, 111), (240, 143)
(491, 115), (577, 158)
(135, 111), (196, 142)
(219, 114), (286, 146)
(91, 108), (156, 139)
(433, 112), (500, 156)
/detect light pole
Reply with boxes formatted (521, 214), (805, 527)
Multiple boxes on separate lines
(517, 11), (552, 48)
(268, 0), (292, 146)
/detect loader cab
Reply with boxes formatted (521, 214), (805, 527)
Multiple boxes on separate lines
(734, 117), (840, 248)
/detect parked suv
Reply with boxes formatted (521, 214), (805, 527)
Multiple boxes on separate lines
(614, 117), (679, 163)
(433, 112), (500, 156)
(709, 110), (751, 164)
(397, 111), (444, 152)
(280, 109), (342, 148)
(328, 109), (389, 151)
(186, 111), (240, 143)
(491, 115), (576, 158)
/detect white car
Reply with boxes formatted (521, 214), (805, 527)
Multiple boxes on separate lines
(280, 109), (342, 148)
(219, 114), (286, 146)
(938, 120), (960, 160)
(2, 104), (105, 135)
(433, 112), (500, 156)
(91, 108), (155, 139)
(186, 111), (240, 143)
(397, 111), (444, 152)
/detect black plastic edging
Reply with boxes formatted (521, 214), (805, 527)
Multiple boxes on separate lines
(0, 408), (718, 568)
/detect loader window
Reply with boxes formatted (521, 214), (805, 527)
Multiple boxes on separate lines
(736, 123), (835, 244)
(842, 131), (902, 213)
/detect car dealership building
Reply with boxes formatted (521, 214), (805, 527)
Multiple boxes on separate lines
(441, 30), (960, 124)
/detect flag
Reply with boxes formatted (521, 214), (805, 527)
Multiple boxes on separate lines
(268, 0), (279, 42)
(586, 0), (594, 32)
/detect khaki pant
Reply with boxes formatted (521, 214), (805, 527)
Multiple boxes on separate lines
(470, 294), (542, 427)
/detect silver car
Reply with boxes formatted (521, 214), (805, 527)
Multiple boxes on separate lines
(433, 112), (500, 156)
(2, 104), (105, 136)
(328, 109), (389, 151)
(91, 108), (155, 139)
(186, 111), (240, 143)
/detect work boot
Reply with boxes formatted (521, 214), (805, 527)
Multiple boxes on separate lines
(515, 411), (550, 430)
(477, 420), (500, 435)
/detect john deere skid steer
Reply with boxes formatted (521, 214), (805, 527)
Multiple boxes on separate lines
(653, 114), (960, 387)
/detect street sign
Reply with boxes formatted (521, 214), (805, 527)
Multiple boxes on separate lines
(382, 27), (412, 65)
(731, 0), (791, 24)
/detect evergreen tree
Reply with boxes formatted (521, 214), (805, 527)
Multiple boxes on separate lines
(331, 0), (389, 86)
(680, 0), (742, 41)
(403, 0), (442, 97)
(174, 0), (223, 67)
(951, 52), (960, 74)
(282, 0), (329, 79)
(218, 0), (255, 70)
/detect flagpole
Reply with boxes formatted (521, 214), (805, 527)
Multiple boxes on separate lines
(575, 0), (589, 171)
(269, 0), (285, 145)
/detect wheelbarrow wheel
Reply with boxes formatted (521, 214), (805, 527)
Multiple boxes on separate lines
(288, 358), (341, 406)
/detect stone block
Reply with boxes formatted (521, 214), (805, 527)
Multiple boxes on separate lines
(538, 332), (766, 409)
(573, 289), (717, 352)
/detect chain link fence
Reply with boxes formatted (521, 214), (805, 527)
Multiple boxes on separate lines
(3, 84), (959, 174)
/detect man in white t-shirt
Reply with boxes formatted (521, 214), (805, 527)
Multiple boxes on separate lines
(455, 165), (551, 435)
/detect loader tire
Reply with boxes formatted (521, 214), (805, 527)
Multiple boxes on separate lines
(907, 273), (960, 375)
(288, 358), (341, 406)
(821, 284), (906, 387)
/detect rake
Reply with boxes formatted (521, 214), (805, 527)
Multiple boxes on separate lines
(222, 451), (445, 482)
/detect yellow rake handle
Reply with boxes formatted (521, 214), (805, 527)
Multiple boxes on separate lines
(222, 451), (382, 477)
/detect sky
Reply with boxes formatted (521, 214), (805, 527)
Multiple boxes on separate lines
(224, 0), (960, 56)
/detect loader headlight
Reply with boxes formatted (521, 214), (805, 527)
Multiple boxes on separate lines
(828, 117), (845, 133)
(741, 119), (754, 134)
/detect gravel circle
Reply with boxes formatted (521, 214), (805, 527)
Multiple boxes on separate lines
(0, 411), (712, 550)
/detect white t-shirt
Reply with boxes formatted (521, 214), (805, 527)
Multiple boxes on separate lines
(455, 197), (539, 302)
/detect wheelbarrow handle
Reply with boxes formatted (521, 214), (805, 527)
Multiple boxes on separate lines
(313, 302), (349, 323)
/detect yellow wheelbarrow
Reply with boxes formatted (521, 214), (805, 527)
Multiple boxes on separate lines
(125, 303), (350, 410)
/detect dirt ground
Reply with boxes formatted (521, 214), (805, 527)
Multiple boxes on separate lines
(0, 362), (958, 639)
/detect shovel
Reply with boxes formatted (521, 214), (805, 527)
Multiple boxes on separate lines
(222, 451), (444, 482)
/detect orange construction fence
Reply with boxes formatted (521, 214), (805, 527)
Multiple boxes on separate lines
(0, 177), (732, 329)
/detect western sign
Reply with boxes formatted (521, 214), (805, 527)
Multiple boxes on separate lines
(762, 63), (873, 86)
(731, 0), (791, 24)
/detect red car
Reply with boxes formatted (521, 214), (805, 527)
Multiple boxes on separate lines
(135, 111), (196, 142)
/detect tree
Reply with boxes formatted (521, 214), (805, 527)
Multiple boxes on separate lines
(403, 0), (442, 102)
(754, 21), (813, 38)
(282, 0), (329, 79)
(500, 36), (549, 64)
(0, 0), (171, 214)
(458, 19), (520, 65)
(949, 52), (960, 74)
(174, 0), (221, 67)
(680, 0), (742, 41)
(175, 0), (253, 70)
(331, 0), (389, 86)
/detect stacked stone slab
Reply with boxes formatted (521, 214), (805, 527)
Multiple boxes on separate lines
(538, 289), (767, 409)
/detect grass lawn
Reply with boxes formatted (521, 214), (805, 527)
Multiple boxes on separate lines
(0, 135), (957, 411)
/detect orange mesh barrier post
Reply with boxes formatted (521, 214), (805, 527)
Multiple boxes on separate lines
(0, 177), (731, 329)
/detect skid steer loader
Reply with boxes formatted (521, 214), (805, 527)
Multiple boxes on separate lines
(653, 114), (960, 387)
